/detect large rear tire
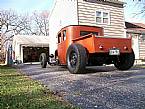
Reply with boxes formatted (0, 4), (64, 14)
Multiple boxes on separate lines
(114, 50), (135, 70)
(66, 44), (87, 74)
(39, 53), (47, 68)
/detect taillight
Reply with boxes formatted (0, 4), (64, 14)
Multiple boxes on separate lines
(124, 46), (128, 50)
(99, 45), (103, 50)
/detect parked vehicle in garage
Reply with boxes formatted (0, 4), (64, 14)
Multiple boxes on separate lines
(40, 25), (135, 74)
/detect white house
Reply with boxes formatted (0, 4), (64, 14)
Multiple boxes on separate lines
(12, 35), (49, 63)
(49, 0), (125, 55)
(126, 22), (145, 62)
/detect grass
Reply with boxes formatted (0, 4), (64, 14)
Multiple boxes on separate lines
(135, 64), (145, 69)
(0, 66), (78, 109)
(140, 64), (145, 68)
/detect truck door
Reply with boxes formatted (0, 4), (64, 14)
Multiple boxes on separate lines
(57, 30), (67, 64)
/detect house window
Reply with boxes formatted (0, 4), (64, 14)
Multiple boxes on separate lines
(58, 33), (61, 43)
(80, 31), (98, 36)
(62, 30), (66, 41)
(96, 11), (110, 24)
(96, 11), (101, 23)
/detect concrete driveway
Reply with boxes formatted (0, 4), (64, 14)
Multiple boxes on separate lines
(18, 64), (145, 109)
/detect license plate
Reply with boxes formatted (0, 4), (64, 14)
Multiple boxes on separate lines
(109, 49), (120, 55)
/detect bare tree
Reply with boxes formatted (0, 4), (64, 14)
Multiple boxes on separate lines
(31, 11), (49, 36)
(0, 10), (49, 48)
(0, 10), (32, 63)
(0, 10), (30, 48)
(0, 10), (49, 63)
(132, 0), (145, 16)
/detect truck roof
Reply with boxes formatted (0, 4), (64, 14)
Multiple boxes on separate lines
(62, 25), (102, 29)
(58, 25), (103, 34)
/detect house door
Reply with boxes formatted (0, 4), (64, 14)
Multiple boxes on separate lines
(132, 34), (139, 59)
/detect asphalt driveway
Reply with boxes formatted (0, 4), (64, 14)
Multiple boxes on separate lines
(18, 64), (145, 109)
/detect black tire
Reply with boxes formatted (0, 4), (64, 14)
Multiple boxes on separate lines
(39, 53), (47, 68)
(114, 50), (135, 70)
(66, 44), (87, 74)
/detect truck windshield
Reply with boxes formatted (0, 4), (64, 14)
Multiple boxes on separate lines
(80, 31), (98, 36)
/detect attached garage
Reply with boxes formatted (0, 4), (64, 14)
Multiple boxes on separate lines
(12, 35), (49, 63)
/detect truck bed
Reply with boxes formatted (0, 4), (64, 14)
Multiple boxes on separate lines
(73, 34), (132, 54)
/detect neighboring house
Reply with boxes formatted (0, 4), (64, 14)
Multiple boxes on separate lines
(125, 22), (145, 61)
(12, 35), (49, 63)
(49, 0), (125, 55)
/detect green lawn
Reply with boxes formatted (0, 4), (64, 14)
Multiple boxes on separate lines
(140, 64), (145, 68)
(135, 65), (145, 69)
(0, 66), (78, 109)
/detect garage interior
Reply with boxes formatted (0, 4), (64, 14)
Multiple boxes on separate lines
(23, 47), (49, 63)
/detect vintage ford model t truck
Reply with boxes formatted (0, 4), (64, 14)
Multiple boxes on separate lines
(40, 25), (135, 74)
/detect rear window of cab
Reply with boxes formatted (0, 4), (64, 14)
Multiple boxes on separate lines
(80, 31), (98, 36)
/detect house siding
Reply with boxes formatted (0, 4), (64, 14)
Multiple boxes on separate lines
(77, 0), (125, 37)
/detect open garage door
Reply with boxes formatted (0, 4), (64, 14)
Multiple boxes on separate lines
(23, 47), (49, 63)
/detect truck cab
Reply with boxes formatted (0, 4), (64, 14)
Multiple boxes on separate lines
(57, 25), (104, 65)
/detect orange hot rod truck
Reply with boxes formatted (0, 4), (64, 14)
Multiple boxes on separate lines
(39, 25), (135, 74)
